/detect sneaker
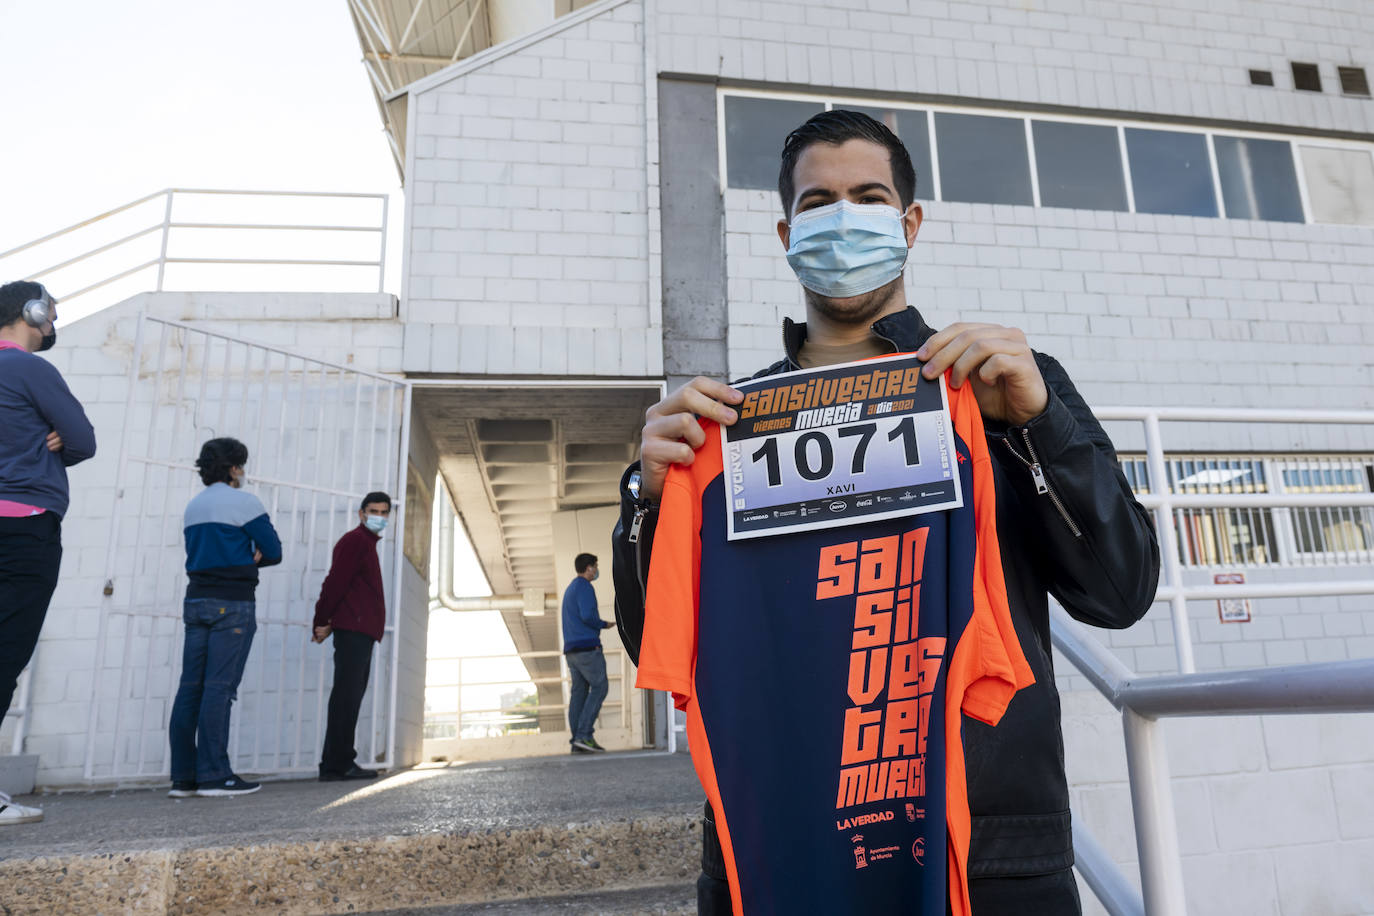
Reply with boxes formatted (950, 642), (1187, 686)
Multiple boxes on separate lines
(0, 792), (42, 825)
(583, 737), (608, 753)
(319, 765), (379, 782)
(167, 780), (198, 798)
(570, 738), (596, 754)
(196, 775), (261, 797)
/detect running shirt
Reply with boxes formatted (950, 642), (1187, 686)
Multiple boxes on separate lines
(637, 370), (1033, 916)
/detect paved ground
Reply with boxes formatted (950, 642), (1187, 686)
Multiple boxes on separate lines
(0, 750), (704, 860)
(362, 884), (696, 914)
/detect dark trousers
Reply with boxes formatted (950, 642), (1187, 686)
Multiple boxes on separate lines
(0, 513), (62, 717)
(168, 598), (257, 783)
(320, 628), (375, 774)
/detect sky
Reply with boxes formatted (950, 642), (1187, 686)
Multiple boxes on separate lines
(0, 1), (531, 723)
(0, 1), (405, 315)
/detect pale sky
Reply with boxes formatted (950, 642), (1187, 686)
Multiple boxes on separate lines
(0, 1), (403, 311)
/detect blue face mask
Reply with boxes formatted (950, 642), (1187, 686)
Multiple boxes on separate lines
(785, 200), (910, 298)
(364, 515), (388, 534)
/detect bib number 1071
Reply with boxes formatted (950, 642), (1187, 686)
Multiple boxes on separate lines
(750, 416), (919, 487)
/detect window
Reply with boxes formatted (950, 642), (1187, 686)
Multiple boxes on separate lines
(1292, 62), (1323, 92)
(844, 106), (934, 200)
(934, 112), (1033, 206)
(1249, 69), (1274, 87)
(724, 96), (826, 191)
(1213, 136), (1304, 222)
(1338, 66), (1371, 98)
(1280, 462), (1374, 560)
(1124, 128), (1218, 217)
(1032, 120), (1128, 212)
(1300, 145), (1374, 225)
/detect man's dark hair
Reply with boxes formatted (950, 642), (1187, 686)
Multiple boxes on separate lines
(195, 437), (249, 486)
(574, 552), (598, 574)
(777, 110), (917, 218)
(0, 280), (49, 329)
(361, 491), (392, 511)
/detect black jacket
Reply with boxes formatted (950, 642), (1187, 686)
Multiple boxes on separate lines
(611, 306), (1159, 881)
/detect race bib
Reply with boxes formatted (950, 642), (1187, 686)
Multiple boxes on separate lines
(722, 354), (963, 540)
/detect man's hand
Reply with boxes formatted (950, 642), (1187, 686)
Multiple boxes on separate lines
(916, 323), (1048, 427)
(253, 549), (263, 564)
(639, 377), (744, 500)
(45, 431), (63, 453)
(312, 625), (332, 643)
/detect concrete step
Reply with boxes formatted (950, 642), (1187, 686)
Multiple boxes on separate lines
(0, 751), (705, 915)
(362, 883), (696, 914)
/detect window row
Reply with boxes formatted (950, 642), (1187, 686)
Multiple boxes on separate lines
(723, 94), (1374, 226)
(1117, 454), (1374, 567)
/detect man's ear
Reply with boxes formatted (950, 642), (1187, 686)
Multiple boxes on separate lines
(903, 203), (924, 248)
(776, 217), (791, 252)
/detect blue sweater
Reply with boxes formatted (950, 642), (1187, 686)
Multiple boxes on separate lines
(184, 483), (283, 600)
(0, 348), (96, 516)
(561, 576), (605, 652)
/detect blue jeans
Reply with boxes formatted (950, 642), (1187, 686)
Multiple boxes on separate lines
(169, 598), (257, 783)
(565, 647), (608, 742)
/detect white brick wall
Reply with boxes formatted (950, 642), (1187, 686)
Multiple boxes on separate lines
(655, 0), (1374, 137)
(402, 0), (661, 378)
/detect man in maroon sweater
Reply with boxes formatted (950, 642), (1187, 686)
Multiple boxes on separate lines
(312, 491), (391, 781)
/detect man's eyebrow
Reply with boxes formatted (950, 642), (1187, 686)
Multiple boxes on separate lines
(847, 182), (895, 197)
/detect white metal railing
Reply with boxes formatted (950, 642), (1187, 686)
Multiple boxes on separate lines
(0, 188), (389, 312)
(424, 649), (631, 740)
(1058, 407), (1374, 915)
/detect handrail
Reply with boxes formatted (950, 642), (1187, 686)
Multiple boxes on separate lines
(0, 188), (390, 312)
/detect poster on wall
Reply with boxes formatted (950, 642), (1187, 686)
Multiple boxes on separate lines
(1214, 571), (1252, 623)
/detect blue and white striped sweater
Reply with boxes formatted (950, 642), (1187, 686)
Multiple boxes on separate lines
(183, 482), (283, 600)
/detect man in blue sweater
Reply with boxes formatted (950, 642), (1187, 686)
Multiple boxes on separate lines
(170, 437), (282, 798)
(0, 280), (96, 825)
(561, 552), (614, 754)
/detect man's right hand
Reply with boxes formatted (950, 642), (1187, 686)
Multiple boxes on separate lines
(639, 377), (744, 500)
(312, 625), (332, 643)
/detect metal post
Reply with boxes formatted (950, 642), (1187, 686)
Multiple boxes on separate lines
(1122, 708), (1187, 916)
(385, 382), (412, 770)
(155, 190), (174, 291)
(378, 195), (389, 293)
(1144, 413), (1195, 673)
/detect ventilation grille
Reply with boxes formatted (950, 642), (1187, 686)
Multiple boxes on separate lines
(1249, 69), (1274, 87)
(1338, 66), (1371, 97)
(1292, 62), (1323, 92)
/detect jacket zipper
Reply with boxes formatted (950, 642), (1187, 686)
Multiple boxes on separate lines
(1003, 430), (1083, 538)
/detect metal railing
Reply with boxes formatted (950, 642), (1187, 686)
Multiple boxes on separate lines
(0, 188), (389, 312)
(1058, 407), (1374, 915)
(424, 648), (631, 739)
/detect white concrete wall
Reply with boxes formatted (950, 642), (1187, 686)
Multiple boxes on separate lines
(1, 292), (437, 787)
(402, 0), (661, 378)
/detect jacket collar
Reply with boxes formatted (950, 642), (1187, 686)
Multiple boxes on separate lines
(780, 306), (937, 370)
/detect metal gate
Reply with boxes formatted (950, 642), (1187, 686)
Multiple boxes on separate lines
(84, 314), (410, 783)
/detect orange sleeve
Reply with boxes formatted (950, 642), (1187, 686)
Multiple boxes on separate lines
(634, 471), (701, 710)
(951, 380), (1035, 726)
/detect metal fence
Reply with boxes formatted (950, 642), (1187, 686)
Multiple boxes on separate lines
(0, 188), (390, 313)
(1060, 407), (1374, 915)
(83, 313), (410, 783)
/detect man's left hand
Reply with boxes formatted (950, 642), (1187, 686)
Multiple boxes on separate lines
(313, 625), (332, 643)
(916, 323), (1048, 427)
(45, 431), (63, 453)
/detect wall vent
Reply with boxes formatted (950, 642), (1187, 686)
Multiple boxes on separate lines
(1338, 66), (1371, 97)
(1292, 62), (1323, 92)
(1249, 69), (1274, 86)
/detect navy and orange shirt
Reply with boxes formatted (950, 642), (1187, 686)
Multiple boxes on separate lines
(637, 370), (1033, 916)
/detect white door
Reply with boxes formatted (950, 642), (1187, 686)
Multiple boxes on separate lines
(84, 314), (410, 783)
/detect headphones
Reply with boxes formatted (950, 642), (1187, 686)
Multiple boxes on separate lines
(22, 283), (53, 328)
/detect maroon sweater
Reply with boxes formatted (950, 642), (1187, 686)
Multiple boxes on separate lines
(313, 524), (385, 641)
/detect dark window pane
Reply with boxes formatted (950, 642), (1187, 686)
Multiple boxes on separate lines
(1214, 136), (1304, 222)
(843, 106), (934, 201)
(934, 112), (1033, 206)
(1124, 128), (1218, 217)
(724, 96), (825, 191)
(1031, 120), (1128, 212)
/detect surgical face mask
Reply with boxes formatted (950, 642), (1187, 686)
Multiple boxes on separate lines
(364, 515), (388, 534)
(784, 200), (909, 298)
(38, 329), (56, 352)
(590, 568), (599, 581)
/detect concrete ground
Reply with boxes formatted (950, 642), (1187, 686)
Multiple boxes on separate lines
(0, 750), (706, 915)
